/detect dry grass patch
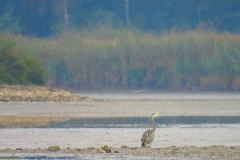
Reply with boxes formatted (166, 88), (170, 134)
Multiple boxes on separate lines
(0, 85), (92, 102)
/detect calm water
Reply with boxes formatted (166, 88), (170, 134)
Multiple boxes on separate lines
(1, 115), (240, 128)
(47, 116), (240, 128)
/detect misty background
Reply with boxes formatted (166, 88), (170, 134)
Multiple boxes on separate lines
(1, 0), (240, 91)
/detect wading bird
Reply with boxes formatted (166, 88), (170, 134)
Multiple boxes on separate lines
(141, 112), (162, 147)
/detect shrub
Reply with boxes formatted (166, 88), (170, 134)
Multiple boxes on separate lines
(0, 38), (45, 85)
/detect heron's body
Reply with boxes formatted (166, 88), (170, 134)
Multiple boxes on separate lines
(141, 129), (155, 147)
(141, 112), (161, 147)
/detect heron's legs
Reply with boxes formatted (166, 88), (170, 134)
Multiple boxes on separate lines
(147, 143), (151, 148)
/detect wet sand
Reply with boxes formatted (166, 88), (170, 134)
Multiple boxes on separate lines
(1, 127), (240, 149)
(0, 94), (240, 159)
(1, 98), (240, 117)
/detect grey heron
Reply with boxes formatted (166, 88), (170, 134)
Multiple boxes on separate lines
(141, 112), (162, 147)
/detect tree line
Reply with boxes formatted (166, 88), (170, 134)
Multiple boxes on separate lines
(0, 0), (240, 37)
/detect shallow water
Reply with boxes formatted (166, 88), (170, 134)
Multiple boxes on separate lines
(1, 115), (240, 128)
(49, 116), (240, 128)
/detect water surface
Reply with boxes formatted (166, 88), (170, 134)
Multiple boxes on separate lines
(50, 116), (240, 128)
(1, 115), (240, 128)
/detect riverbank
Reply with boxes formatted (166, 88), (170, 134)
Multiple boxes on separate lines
(0, 85), (92, 102)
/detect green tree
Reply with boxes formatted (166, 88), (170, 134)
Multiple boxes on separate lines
(0, 2), (21, 34)
(0, 38), (45, 85)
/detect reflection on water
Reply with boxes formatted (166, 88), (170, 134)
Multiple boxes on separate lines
(52, 116), (240, 128)
(0, 116), (240, 128)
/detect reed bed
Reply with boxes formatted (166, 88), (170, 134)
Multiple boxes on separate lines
(6, 27), (240, 90)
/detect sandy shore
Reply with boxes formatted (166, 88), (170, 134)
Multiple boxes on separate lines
(0, 98), (240, 117)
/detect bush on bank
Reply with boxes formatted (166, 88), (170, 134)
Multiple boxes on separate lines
(0, 36), (45, 85)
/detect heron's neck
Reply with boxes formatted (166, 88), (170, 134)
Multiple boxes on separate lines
(151, 117), (157, 132)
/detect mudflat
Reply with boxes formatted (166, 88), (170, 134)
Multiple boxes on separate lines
(0, 98), (240, 117)
(0, 93), (240, 159)
(0, 146), (240, 160)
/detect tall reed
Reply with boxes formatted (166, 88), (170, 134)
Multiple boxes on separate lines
(9, 26), (240, 90)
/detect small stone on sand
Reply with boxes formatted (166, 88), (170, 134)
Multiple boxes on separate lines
(48, 146), (60, 151)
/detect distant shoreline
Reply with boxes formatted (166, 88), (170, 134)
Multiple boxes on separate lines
(0, 85), (92, 102)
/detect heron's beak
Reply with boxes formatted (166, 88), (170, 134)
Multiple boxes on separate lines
(156, 112), (163, 116)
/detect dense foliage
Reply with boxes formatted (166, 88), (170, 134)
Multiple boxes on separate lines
(10, 27), (240, 91)
(0, 36), (45, 85)
(0, 0), (240, 37)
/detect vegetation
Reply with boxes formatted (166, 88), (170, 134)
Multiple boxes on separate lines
(0, 35), (45, 85)
(5, 26), (240, 91)
(1, 1), (240, 91)
(0, 0), (240, 37)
